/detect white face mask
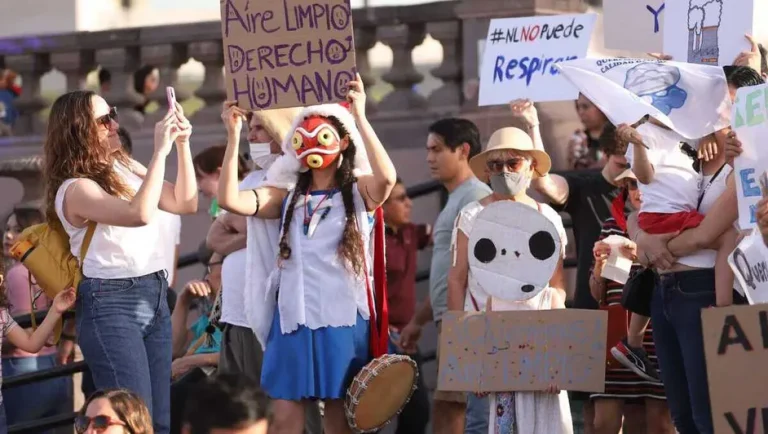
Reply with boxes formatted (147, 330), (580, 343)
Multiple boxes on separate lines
(249, 142), (278, 169)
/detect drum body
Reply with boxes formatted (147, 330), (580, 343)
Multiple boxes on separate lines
(345, 354), (418, 433)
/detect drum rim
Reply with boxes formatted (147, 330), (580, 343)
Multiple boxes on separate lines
(344, 354), (420, 434)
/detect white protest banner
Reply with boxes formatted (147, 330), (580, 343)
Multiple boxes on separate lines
(702, 304), (768, 432)
(477, 14), (596, 105)
(556, 58), (730, 140)
(662, 0), (762, 66)
(732, 84), (768, 230)
(220, 0), (356, 110)
(602, 0), (665, 53)
(729, 229), (768, 304)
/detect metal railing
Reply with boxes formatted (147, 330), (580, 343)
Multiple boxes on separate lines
(4, 174), (582, 432)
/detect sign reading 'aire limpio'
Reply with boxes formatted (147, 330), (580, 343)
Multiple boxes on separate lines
(219, 0), (357, 110)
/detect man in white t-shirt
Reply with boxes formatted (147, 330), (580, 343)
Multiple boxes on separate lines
(207, 107), (322, 434)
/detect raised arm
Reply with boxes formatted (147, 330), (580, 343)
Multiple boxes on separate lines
(67, 113), (180, 227)
(206, 212), (248, 256)
(348, 75), (397, 210)
(618, 124), (654, 184)
(217, 102), (286, 218)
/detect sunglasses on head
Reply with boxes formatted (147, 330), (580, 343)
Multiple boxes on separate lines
(96, 107), (118, 127)
(74, 415), (126, 433)
(486, 157), (527, 173)
(679, 142), (701, 173)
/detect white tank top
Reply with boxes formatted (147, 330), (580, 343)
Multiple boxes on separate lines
(677, 164), (732, 269)
(54, 162), (166, 279)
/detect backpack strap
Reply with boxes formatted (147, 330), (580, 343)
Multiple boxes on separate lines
(79, 222), (97, 266)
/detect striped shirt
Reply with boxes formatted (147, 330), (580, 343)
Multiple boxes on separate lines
(589, 218), (666, 401)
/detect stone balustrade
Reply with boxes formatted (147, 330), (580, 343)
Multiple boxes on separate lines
(0, 1), (465, 136)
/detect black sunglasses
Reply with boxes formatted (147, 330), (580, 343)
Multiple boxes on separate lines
(96, 107), (118, 127)
(486, 157), (527, 173)
(74, 414), (126, 433)
(679, 142), (701, 173)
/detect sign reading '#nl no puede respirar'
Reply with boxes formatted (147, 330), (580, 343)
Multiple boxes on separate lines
(220, 0), (357, 110)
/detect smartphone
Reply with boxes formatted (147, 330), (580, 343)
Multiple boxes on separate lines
(166, 86), (177, 111)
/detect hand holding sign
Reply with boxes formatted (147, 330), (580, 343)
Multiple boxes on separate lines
(725, 129), (743, 165)
(757, 172), (768, 248)
(346, 73), (366, 121)
(732, 34), (762, 73)
(509, 98), (539, 128)
(221, 100), (248, 139)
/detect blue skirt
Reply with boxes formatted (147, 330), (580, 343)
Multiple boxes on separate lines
(261, 310), (371, 400)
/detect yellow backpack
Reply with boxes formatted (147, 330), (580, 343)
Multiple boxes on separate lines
(9, 221), (96, 340)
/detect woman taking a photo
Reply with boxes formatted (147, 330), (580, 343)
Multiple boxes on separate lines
(45, 90), (197, 434)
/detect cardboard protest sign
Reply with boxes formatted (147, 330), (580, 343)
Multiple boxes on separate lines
(602, 0), (665, 53)
(477, 14), (596, 105)
(733, 84), (768, 230)
(556, 58), (730, 140)
(437, 309), (607, 392)
(220, 0), (356, 110)
(702, 304), (768, 433)
(662, 0), (763, 66)
(729, 229), (768, 304)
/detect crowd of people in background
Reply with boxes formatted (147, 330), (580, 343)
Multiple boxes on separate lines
(0, 24), (766, 434)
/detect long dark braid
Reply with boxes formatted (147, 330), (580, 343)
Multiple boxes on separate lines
(277, 116), (364, 276)
(279, 170), (312, 262)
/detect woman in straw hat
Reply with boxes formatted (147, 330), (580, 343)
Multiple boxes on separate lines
(217, 74), (396, 434)
(446, 126), (572, 434)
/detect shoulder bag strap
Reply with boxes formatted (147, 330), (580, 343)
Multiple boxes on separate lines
(79, 222), (97, 266)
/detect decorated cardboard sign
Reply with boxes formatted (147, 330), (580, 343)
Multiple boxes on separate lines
(437, 309), (607, 392)
(468, 201), (562, 302)
(602, 0), (665, 53)
(702, 304), (768, 433)
(220, 0), (357, 110)
(732, 84), (768, 230)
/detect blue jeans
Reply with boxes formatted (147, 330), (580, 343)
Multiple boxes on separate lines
(466, 393), (489, 434)
(651, 269), (714, 434)
(2, 354), (72, 432)
(76, 271), (172, 434)
(0, 402), (7, 434)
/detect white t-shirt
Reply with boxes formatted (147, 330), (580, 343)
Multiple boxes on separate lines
(626, 123), (702, 214)
(55, 162), (165, 279)
(220, 170), (265, 328)
(455, 200), (568, 313)
(156, 211), (181, 286)
(677, 164), (732, 268)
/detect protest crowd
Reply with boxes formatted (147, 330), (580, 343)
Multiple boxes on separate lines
(2, 2), (768, 434)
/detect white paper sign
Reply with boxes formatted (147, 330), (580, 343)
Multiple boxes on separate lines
(478, 14), (596, 105)
(729, 229), (768, 304)
(556, 57), (731, 140)
(602, 0), (665, 52)
(662, 0), (759, 66)
(732, 84), (768, 230)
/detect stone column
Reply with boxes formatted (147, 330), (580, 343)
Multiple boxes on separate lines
(50, 50), (96, 93)
(4, 53), (51, 135)
(378, 23), (427, 111)
(96, 46), (145, 132)
(142, 43), (190, 125)
(427, 20), (463, 110)
(354, 26), (379, 113)
(189, 41), (226, 125)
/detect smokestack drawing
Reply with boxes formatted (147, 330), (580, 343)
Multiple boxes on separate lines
(687, 0), (722, 65)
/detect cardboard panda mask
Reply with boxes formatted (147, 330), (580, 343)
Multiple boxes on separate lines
(468, 201), (561, 301)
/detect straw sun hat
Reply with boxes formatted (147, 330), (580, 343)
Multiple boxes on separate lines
(469, 127), (552, 182)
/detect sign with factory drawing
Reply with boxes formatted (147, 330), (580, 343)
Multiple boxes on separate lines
(662, 0), (764, 66)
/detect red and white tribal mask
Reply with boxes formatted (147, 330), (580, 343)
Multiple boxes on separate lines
(291, 116), (346, 170)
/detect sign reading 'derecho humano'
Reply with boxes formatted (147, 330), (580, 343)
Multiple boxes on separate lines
(702, 304), (768, 433)
(220, 0), (356, 110)
(437, 309), (607, 392)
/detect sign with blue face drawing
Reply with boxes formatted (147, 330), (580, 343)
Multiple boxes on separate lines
(220, 0), (357, 110)
(477, 13), (596, 105)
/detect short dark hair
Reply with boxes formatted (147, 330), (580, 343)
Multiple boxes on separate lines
(599, 122), (628, 156)
(427, 118), (483, 158)
(759, 43), (767, 76)
(98, 68), (111, 86)
(117, 127), (132, 155)
(182, 373), (269, 434)
(723, 65), (765, 89)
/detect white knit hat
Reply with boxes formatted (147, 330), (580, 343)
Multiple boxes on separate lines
(263, 103), (372, 190)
